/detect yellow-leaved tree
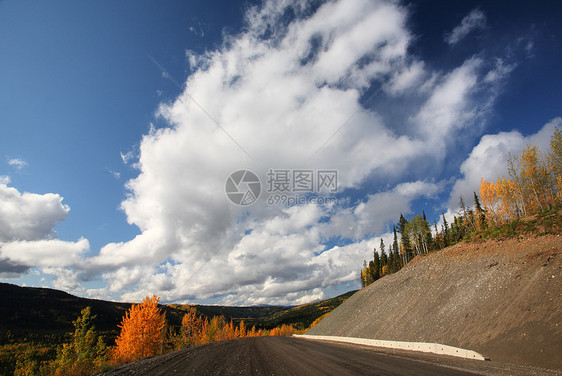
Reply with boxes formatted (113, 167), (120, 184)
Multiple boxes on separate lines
(112, 295), (166, 364)
(478, 129), (562, 225)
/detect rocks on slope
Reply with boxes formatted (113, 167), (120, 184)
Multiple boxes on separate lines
(307, 235), (562, 371)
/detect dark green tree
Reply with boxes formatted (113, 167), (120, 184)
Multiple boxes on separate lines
(473, 192), (486, 230)
(398, 214), (411, 263)
(373, 249), (381, 280)
(392, 226), (402, 271)
(441, 212), (449, 247)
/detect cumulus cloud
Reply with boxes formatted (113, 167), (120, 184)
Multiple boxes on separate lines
(1, 238), (89, 268)
(0, 183), (69, 242)
(445, 9), (486, 45)
(87, 0), (518, 304)
(326, 181), (444, 240)
(0, 182), (88, 279)
(0, 257), (30, 278)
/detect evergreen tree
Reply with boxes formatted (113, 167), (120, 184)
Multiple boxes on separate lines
(392, 226), (399, 254)
(473, 192), (486, 230)
(433, 220), (440, 250)
(398, 214), (411, 263)
(441, 212), (449, 247)
(380, 245), (388, 276)
(392, 226), (402, 271)
(373, 250), (381, 280)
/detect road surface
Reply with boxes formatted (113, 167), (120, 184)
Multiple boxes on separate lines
(104, 336), (557, 376)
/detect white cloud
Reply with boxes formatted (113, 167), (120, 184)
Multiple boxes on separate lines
(326, 181), (444, 240)
(82, 0), (521, 304)
(1, 238), (89, 268)
(107, 169), (121, 179)
(0, 183), (69, 242)
(385, 61), (426, 96)
(445, 9), (486, 45)
(412, 57), (482, 153)
(120, 150), (136, 165)
(7, 158), (28, 170)
(0, 182), (88, 279)
(448, 117), (561, 210)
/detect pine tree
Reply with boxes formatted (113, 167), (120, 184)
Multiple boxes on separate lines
(441, 212), (449, 247)
(392, 226), (402, 271)
(473, 192), (486, 230)
(373, 250), (381, 281)
(433, 220), (440, 250)
(422, 211), (433, 253)
(380, 246), (388, 276)
(398, 214), (411, 263)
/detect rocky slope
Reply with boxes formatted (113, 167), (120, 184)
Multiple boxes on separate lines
(308, 235), (562, 371)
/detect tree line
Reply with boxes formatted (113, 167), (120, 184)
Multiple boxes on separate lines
(362, 127), (562, 287)
(13, 296), (296, 375)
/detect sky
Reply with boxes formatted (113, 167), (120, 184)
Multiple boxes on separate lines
(0, 0), (561, 306)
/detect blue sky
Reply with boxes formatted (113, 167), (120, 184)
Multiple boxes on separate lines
(1, 0), (561, 305)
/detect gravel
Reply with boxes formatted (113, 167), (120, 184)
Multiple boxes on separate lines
(308, 235), (562, 372)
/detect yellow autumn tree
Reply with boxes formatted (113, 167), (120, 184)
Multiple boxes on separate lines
(478, 130), (562, 227)
(495, 177), (518, 221)
(479, 178), (500, 225)
(520, 145), (552, 212)
(221, 320), (236, 341)
(112, 295), (166, 364)
(172, 307), (203, 349)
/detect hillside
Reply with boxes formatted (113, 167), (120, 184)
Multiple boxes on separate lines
(0, 284), (184, 344)
(0, 283), (354, 345)
(308, 235), (562, 371)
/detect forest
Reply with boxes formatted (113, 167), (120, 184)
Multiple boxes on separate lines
(8, 296), (304, 375)
(361, 127), (562, 287)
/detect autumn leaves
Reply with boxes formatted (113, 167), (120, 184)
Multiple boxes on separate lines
(111, 295), (166, 363)
(110, 295), (296, 366)
(479, 129), (562, 225)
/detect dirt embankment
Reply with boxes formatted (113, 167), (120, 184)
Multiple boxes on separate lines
(308, 235), (562, 371)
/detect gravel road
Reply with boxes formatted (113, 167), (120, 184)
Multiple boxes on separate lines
(103, 336), (557, 376)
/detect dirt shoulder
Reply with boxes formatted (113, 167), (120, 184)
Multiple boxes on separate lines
(308, 235), (562, 371)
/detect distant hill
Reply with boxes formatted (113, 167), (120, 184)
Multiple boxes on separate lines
(308, 235), (562, 371)
(0, 283), (355, 345)
(252, 290), (356, 330)
(0, 283), (188, 344)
